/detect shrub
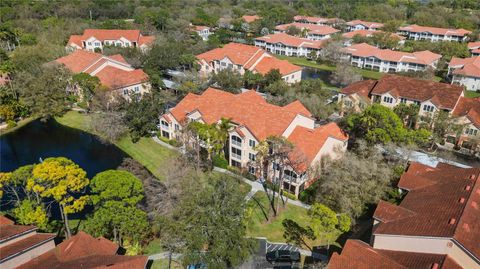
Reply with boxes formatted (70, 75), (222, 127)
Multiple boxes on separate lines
(158, 136), (170, 143)
(298, 182), (319, 204)
(281, 190), (297, 200)
(226, 165), (257, 181)
(7, 120), (17, 128)
(168, 138), (181, 147)
(213, 155), (228, 169)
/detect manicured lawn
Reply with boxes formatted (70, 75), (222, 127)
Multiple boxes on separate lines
(151, 259), (183, 269)
(144, 238), (163, 255)
(464, 90), (480, 98)
(56, 111), (177, 179)
(246, 192), (338, 247)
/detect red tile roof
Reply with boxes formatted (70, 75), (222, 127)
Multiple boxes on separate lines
(453, 97), (480, 128)
(373, 162), (480, 261)
(18, 231), (148, 269)
(468, 41), (480, 50)
(197, 42), (302, 76)
(293, 15), (339, 24)
(344, 43), (441, 65)
(67, 35), (83, 47)
(67, 29), (155, 49)
(138, 35), (155, 46)
(55, 50), (148, 89)
(329, 240), (456, 269)
(340, 75), (464, 110)
(371, 75), (463, 110)
(275, 23), (339, 35)
(449, 56), (480, 78)
(399, 24), (471, 37)
(342, 29), (405, 40)
(193, 25), (209, 31)
(0, 233), (55, 261)
(255, 33), (326, 49)
(0, 215), (14, 226)
(346, 20), (384, 29)
(287, 123), (348, 171)
(242, 15), (261, 23)
(0, 224), (36, 241)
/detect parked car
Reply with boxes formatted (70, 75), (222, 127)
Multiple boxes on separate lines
(266, 249), (301, 264)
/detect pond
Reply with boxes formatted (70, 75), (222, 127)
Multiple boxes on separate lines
(1, 119), (127, 178)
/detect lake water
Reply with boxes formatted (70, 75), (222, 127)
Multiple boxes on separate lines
(0, 119), (127, 178)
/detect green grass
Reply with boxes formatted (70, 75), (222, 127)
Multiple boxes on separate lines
(464, 90), (480, 98)
(0, 117), (35, 136)
(151, 259), (183, 269)
(246, 192), (338, 247)
(144, 238), (163, 255)
(56, 111), (177, 179)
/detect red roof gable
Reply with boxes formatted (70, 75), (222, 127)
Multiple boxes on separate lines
(346, 20), (384, 29)
(452, 97), (480, 128)
(449, 56), (480, 78)
(275, 23), (339, 35)
(399, 24), (471, 37)
(242, 15), (261, 23)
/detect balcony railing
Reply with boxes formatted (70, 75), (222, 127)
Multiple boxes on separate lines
(231, 153), (241, 160)
(232, 140), (242, 147)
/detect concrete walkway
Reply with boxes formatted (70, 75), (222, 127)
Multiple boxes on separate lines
(152, 136), (180, 151)
(148, 252), (181, 260)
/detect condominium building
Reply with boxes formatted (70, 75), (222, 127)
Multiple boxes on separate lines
(159, 87), (348, 196)
(449, 56), (480, 91)
(342, 43), (441, 73)
(254, 33), (326, 58)
(196, 42), (303, 84)
(398, 25), (471, 42)
(192, 25), (212, 41)
(468, 42), (480, 56)
(66, 29), (155, 52)
(55, 50), (150, 100)
(342, 29), (406, 47)
(274, 22), (340, 40)
(345, 20), (384, 32)
(293, 15), (341, 26)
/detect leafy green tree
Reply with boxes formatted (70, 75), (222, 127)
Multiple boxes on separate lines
(286, 25), (301, 36)
(12, 199), (48, 229)
(211, 69), (243, 93)
(282, 219), (316, 251)
(90, 170), (144, 206)
(393, 103), (420, 129)
(263, 69), (282, 86)
(243, 70), (263, 89)
(28, 157), (89, 238)
(72, 73), (102, 107)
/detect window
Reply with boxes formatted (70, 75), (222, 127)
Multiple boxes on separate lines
(87, 42), (92, 45)
(231, 135), (242, 147)
(249, 139), (256, 148)
(400, 98), (407, 104)
(95, 42), (101, 46)
(273, 163), (280, 170)
(344, 100), (352, 107)
(134, 86), (140, 93)
(231, 147), (242, 160)
(465, 128), (478, 136)
(423, 105), (434, 112)
(248, 166), (255, 174)
(383, 96), (394, 104)
(221, 62), (226, 67)
(123, 89), (129, 95)
(249, 153), (256, 161)
(231, 160), (241, 168)
(227, 63), (233, 69)
(161, 120), (169, 128)
(175, 124), (179, 131)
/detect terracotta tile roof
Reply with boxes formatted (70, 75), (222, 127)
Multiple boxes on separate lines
(293, 15), (339, 24)
(344, 43), (441, 65)
(193, 25), (209, 31)
(370, 75), (463, 110)
(373, 162), (480, 261)
(340, 79), (377, 98)
(95, 67), (148, 89)
(0, 224), (36, 241)
(252, 56), (302, 76)
(452, 97), (480, 128)
(0, 233), (55, 261)
(373, 200), (417, 223)
(197, 43), (302, 76)
(399, 24), (471, 37)
(0, 215), (14, 226)
(287, 123), (348, 171)
(346, 20), (384, 29)
(18, 231), (148, 269)
(67, 29), (154, 48)
(275, 23), (339, 35)
(255, 33), (326, 49)
(169, 87), (310, 140)
(342, 29), (405, 40)
(55, 50), (148, 89)
(329, 240), (454, 269)
(242, 15), (261, 23)
(468, 41), (480, 50)
(449, 56), (480, 78)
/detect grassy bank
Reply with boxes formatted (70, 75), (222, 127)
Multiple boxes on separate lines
(275, 55), (442, 82)
(246, 192), (339, 247)
(56, 111), (176, 179)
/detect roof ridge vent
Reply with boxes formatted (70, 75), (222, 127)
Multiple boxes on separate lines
(449, 218), (456, 225)
(459, 197), (465, 203)
(465, 185), (471, 191)
(431, 263), (439, 269)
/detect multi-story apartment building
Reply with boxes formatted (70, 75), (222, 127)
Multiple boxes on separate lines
(342, 43), (441, 73)
(342, 29), (406, 47)
(159, 87), (348, 196)
(66, 29), (155, 52)
(345, 20), (384, 32)
(398, 25), (471, 42)
(274, 22), (340, 40)
(192, 25), (212, 41)
(330, 162), (480, 269)
(338, 75), (479, 153)
(0, 215), (55, 269)
(196, 42), (303, 84)
(448, 56), (480, 91)
(254, 33), (326, 58)
(55, 50), (150, 100)
(293, 15), (341, 26)
(468, 42), (480, 56)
